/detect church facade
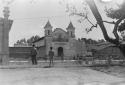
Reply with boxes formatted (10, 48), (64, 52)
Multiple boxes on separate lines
(34, 21), (87, 60)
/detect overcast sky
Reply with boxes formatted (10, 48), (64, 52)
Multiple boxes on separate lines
(0, 0), (123, 46)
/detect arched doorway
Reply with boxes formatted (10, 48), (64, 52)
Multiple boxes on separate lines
(58, 47), (64, 60)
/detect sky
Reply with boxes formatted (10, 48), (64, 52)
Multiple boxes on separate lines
(0, 0), (123, 46)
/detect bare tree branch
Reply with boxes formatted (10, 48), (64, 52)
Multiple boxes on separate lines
(86, 23), (98, 33)
(86, 15), (96, 26)
(102, 21), (115, 24)
(76, 12), (98, 33)
(70, 12), (87, 17)
(75, 12), (97, 27)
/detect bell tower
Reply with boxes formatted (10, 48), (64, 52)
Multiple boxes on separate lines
(66, 21), (75, 38)
(44, 20), (53, 55)
(44, 20), (53, 36)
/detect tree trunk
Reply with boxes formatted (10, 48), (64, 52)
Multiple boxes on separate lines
(85, 0), (119, 45)
(119, 44), (125, 57)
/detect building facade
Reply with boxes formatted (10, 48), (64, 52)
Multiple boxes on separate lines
(34, 20), (87, 60)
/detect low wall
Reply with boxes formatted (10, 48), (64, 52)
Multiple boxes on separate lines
(9, 47), (32, 59)
(9, 46), (46, 60)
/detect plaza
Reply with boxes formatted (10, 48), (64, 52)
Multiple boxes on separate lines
(0, 60), (125, 85)
(0, 65), (125, 85)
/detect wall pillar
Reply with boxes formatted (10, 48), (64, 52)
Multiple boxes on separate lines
(0, 6), (13, 65)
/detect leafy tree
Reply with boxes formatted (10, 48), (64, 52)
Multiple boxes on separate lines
(27, 35), (40, 46)
(15, 38), (26, 44)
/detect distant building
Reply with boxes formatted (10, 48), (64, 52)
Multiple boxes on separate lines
(87, 42), (124, 60)
(33, 20), (87, 60)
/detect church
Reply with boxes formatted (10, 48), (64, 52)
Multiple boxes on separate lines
(33, 20), (87, 60)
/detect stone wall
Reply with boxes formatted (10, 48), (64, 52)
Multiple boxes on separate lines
(9, 47), (32, 60)
(9, 46), (46, 60)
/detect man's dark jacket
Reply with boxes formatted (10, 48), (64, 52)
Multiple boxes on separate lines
(30, 48), (37, 56)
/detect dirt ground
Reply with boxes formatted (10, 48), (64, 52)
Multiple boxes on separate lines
(0, 67), (125, 85)
(91, 66), (125, 78)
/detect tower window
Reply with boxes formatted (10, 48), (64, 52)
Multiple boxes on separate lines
(48, 30), (50, 35)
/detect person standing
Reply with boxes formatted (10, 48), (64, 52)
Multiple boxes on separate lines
(30, 44), (37, 65)
(48, 47), (54, 67)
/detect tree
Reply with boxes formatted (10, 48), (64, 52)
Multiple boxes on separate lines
(65, 0), (125, 65)
(14, 35), (40, 46)
(15, 38), (26, 44)
(66, 0), (125, 57)
(85, 0), (125, 57)
(27, 35), (40, 46)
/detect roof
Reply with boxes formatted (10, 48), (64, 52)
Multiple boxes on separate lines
(86, 42), (116, 51)
(53, 28), (67, 33)
(66, 21), (75, 30)
(44, 20), (52, 28)
(33, 37), (45, 43)
(96, 43), (116, 51)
